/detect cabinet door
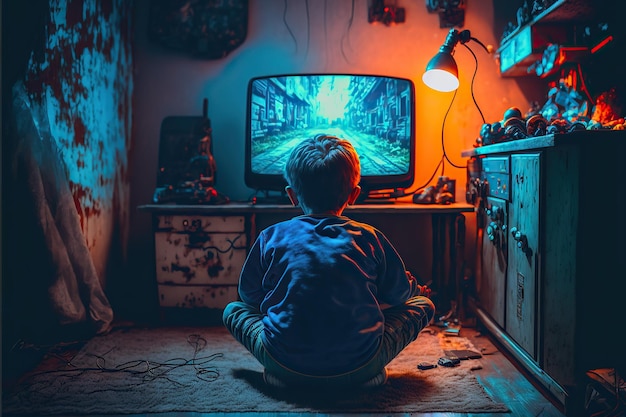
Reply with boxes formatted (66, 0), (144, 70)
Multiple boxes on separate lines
(478, 196), (508, 328)
(506, 153), (540, 360)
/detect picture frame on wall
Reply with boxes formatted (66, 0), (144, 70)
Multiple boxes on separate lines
(148, 0), (248, 59)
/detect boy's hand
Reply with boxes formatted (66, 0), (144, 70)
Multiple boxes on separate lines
(406, 271), (432, 297)
(418, 284), (432, 298)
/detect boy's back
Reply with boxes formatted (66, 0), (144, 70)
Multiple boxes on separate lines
(240, 214), (419, 375)
(223, 134), (434, 388)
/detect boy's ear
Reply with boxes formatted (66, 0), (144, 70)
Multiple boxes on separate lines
(285, 186), (299, 206)
(347, 185), (361, 205)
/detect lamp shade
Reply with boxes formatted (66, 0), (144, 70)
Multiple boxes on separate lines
(422, 51), (459, 92)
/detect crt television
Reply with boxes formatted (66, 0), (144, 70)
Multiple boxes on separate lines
(244, 73), (416, 200)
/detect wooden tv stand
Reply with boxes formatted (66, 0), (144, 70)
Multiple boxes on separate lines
(138, 202), (475, 315)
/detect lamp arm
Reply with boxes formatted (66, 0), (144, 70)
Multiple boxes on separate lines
(440, 29), (461, 54)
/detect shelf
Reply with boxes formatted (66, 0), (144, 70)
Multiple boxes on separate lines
(497, 0), (601, 77)
(500, 0), (597, 47)
(461, 129), (625, 158)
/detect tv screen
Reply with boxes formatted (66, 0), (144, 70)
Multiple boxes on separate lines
(245, 73), (416, 201)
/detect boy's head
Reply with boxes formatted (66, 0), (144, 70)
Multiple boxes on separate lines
(284, 134), (361, 214)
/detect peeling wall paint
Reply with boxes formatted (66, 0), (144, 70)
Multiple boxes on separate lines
(23, 0), (133, 284)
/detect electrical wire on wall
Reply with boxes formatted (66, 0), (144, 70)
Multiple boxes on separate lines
(375, 88), (459, 202)
(324, 0), (329, 67)
(324, 0), (358, 67)
(410, 89), (457, 196)
(440, 42), (485, 172)
(280, 0), (356, 66)
(281, 0), (310, 59)
(340, 0), (356, 64)
(282, 0), (299, 53)
(462, 42), (487, 125)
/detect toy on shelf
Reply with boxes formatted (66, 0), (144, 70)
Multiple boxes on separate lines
(475, 77), (624, 147)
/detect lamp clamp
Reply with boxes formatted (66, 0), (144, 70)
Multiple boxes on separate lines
(441, 28), (491, 55)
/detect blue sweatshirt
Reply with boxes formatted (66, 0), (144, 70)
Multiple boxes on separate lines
(238, 214), (423, 376)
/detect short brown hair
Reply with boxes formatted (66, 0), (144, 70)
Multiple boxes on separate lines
(284, 134), (361, 213)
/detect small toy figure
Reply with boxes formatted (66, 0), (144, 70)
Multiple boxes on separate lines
(591, 88), (624, 128)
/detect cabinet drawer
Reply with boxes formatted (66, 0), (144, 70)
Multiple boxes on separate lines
(156, 215), (245, 232)
(157, 284), (239, 308)
(481, 156), (510, 200)
(155, 230), (247, 285)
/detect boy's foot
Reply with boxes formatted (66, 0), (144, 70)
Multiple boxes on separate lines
(263, 369), (287, 388)
(362, 368), (388, 388)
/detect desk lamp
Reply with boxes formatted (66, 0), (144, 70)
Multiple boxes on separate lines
(422, 28), (491, 92)
(414, 28), (492, 202)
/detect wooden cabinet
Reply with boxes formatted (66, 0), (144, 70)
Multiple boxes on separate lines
(463, 130), (626, 415)
(139, 203), (475, 316)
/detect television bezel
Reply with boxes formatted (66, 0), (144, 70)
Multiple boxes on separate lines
(244, 72), (416, 199)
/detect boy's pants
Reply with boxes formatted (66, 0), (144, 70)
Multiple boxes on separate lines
(222, 296), (435, 387)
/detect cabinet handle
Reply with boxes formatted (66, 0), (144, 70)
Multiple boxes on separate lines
(510, 227), (532, 256)
(487, 222), (497, 243)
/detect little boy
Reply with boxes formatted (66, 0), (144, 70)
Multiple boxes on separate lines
(222, 134), (435, 389)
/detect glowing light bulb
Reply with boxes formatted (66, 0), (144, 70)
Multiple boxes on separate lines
(422, 69), (459, 92)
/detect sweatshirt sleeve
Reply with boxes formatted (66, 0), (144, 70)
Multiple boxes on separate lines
(238, 235), (267, 309)
(374, 231), (424, 306)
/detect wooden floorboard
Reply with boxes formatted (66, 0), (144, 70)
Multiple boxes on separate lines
(463, 325), (566, 417)
(3, 320), (568, 417)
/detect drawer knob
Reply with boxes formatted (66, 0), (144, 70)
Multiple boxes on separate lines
(487, 222), (496, 242)
(510, 227), (532, 256)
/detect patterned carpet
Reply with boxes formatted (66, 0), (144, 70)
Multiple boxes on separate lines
(2, 325), (509, 415)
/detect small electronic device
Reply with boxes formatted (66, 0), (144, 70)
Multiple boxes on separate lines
(444, 349), (482, 360)
(417, 362), (437, 370)
(438, 356), (461, 367)
(153, 100), (230, 205)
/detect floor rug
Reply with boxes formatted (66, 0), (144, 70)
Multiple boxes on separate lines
(2, 325), (509, 415)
